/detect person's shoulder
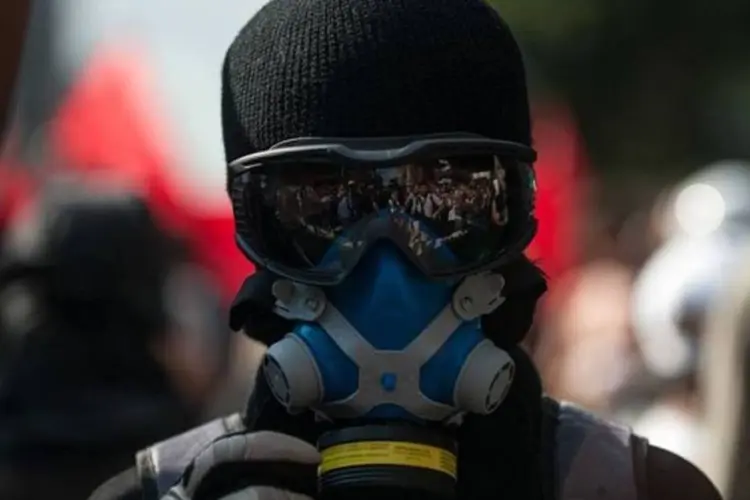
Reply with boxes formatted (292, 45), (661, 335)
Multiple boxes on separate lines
(646, 445), (722, 500)
(547, 399), (722, 500)
(88, 414), (245, 500)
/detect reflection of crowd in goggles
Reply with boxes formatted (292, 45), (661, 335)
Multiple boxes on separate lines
(268, 160), (511, 250)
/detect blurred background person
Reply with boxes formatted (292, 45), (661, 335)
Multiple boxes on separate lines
(615, 161), (750, 468)
(0, 175), (233, 500)
(532, 254), (637, 414)
(700, 239), (750, 500)
(25, 2), (263, 415)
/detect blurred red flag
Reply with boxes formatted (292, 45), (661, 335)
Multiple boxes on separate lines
(526, 103), (589, 289)
(49, 46), (254, 302)
(0, 160), (34, 231)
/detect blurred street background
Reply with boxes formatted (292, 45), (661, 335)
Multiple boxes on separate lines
(2, 1), (750, 499)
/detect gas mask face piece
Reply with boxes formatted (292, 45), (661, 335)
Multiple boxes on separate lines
(263, 243), (515, 424)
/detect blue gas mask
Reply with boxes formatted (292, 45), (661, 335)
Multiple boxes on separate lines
(228, 133), (537, 497)
(263, 241), (514, 423)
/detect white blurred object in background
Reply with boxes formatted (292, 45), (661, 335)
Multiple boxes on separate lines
(661, 160), (750, 240)
(629, 159), (750, 468)
(635, 160), (750, 380)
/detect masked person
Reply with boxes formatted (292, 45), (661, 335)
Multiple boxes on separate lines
(90, 1), (721, 499)
(0, 177), (230, 500)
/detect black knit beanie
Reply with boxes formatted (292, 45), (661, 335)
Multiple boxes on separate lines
(221, 0), (532, 170)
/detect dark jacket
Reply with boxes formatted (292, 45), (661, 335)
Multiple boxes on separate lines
(0, 322), (198, 500)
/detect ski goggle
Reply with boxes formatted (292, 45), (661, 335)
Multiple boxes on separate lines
(228, 133), (538, 286)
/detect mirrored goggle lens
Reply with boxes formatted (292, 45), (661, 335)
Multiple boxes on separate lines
(231, 154), (536, 279)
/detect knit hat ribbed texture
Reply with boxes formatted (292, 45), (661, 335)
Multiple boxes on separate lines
(221, 0), (531, 167)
